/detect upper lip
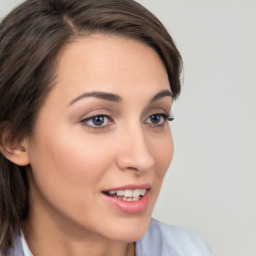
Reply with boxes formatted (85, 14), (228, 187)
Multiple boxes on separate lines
(102, 184), (151, 192)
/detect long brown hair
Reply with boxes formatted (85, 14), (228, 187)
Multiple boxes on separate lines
(0, 0), (182, 254)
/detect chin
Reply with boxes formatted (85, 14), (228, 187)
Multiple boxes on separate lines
(105, 214), (152, 242)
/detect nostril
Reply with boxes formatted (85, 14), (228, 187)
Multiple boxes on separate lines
(115, 130), (155, 172)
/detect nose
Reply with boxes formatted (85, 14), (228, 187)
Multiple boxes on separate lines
(115, 124), (155, 174)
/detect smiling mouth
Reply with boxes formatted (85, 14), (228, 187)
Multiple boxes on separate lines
(103, 189), (147, 201)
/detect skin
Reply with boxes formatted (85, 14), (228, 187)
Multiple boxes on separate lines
(21, 34), (174, 256)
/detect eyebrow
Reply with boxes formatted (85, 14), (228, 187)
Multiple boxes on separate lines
(150, 90), (173, 103)
(68, 89), (173, 106)
(69, 91), (122, 105)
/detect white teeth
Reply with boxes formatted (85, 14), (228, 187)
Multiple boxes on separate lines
(116, 190), (124, 196)
(107, 189), (147, 199)
(140, 189), (146, 196)
(121, 196), (140, 201)
(133, 189), (147, 197)
(132, 189), (141, 198)
(123, 190), (133, 197)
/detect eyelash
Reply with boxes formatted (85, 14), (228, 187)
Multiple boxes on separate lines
(80, 112), (174, 129)
(145, 113), (173, 127)
(80, 115), (113, 129)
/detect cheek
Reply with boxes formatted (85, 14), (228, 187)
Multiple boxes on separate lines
(145, 131), (173, 211)
(152, 132), (174, 179)
(27, 128), (113, 208)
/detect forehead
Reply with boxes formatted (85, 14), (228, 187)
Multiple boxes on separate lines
(49, 34), (170, 104)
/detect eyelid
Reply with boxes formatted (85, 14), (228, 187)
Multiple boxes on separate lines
(143, 113), (169, 128)
(78, 107), (174, 130)
(79, 108), (111, 121)
(79, 108), (114, 129)
(80, 114), (113, 129)
(145, 107), (174, 121)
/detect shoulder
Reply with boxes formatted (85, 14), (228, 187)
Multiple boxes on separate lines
(136, 218), (213, 256)
(5, 228), (23, 256)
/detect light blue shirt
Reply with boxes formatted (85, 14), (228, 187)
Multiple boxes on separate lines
(136, 219), (212, 256)
(9, 219), (212, 256)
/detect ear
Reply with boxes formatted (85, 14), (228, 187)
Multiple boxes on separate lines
(0, 124), (30, 166)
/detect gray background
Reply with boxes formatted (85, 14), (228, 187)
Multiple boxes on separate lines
(1, 0), (256, 255)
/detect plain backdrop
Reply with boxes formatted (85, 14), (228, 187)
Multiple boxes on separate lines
(1, 1), (256, 256)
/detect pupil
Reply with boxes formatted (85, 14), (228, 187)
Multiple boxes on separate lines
(93, 116), (104, 126)
(151, 115), (160, 124)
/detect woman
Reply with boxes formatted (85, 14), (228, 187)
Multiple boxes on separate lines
(0, 0), (212, 255)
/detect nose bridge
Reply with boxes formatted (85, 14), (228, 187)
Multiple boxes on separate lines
(116, 121), (155, 172)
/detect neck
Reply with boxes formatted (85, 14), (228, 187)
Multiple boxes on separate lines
(22, 219), (135, 256)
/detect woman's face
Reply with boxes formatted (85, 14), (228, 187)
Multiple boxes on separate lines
(26, 34), (174, 242)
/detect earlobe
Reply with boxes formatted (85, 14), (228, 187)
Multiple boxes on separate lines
(0, 126), (30, 166)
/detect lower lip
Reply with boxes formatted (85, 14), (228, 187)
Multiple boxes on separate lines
(102, 190), (150, 214)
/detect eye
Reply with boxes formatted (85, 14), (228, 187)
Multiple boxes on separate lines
(145, 111), (175, 126)
(145, 113), (169, 126)
(80, 115), (112, 128)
